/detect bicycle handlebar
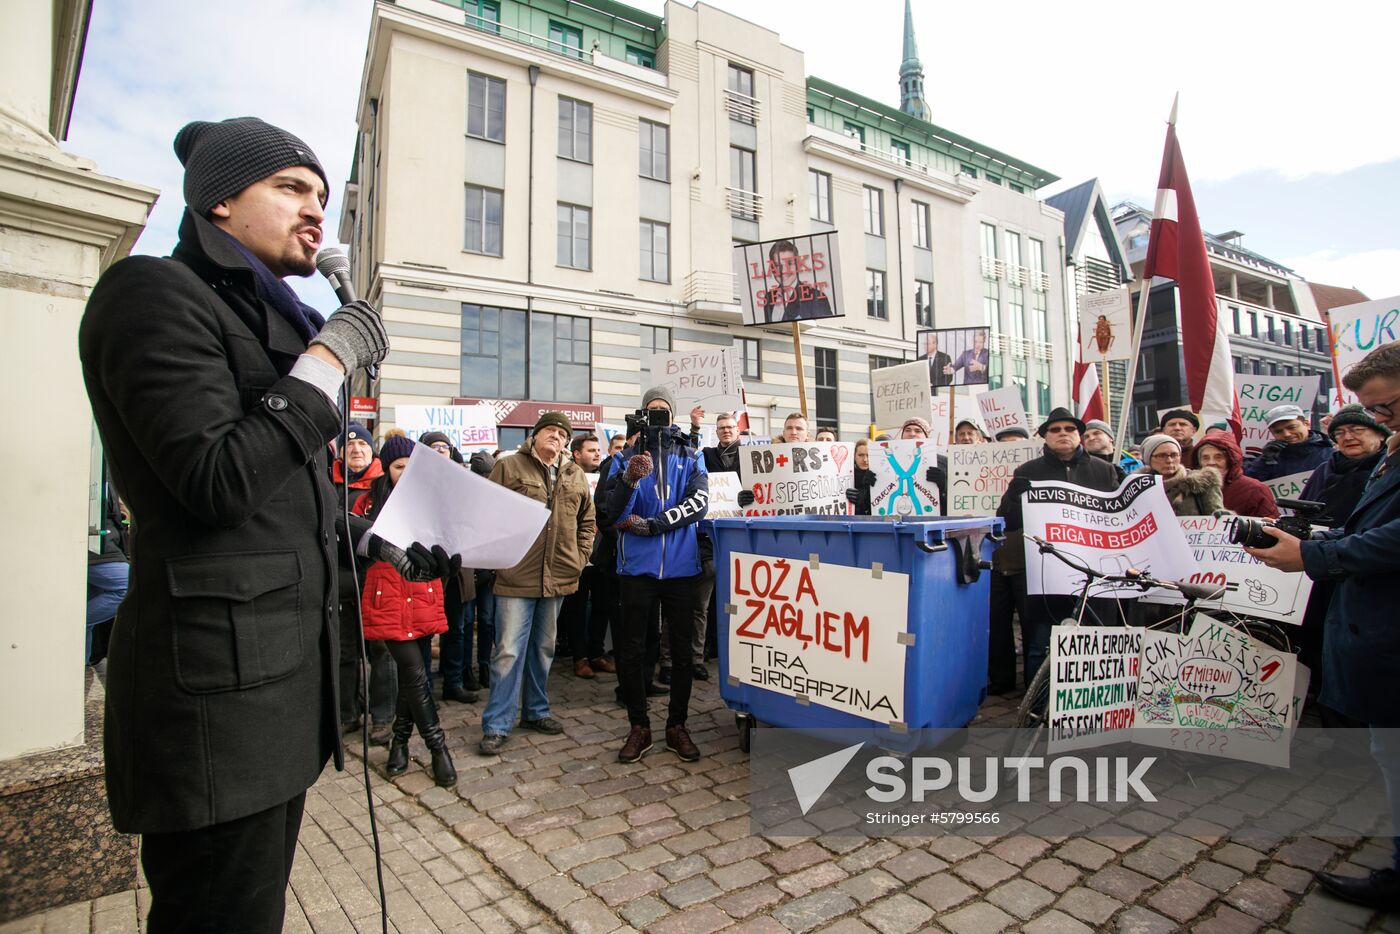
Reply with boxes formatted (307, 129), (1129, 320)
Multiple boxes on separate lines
(1027, 535), (1224, 601)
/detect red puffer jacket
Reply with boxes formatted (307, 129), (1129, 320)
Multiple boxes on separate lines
(1196, 429), (1279, 519)
(352, 489), (448, 642)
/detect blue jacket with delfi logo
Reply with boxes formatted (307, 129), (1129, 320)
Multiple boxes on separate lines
(602, 426), (709, 579)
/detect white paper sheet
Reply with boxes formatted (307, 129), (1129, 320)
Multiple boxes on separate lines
(366, 446), (549, 569)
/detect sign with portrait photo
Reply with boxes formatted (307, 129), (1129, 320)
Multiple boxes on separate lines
(919, 327), (991, 386)
(734, 233), (844, 326)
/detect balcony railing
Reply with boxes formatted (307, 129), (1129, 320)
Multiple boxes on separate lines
(727, 187), (763, 220)
(980, 256), (1005, 280)
(1006, 264), (1026, 287)
(724, 89), (760, 125)
(1030, 270), (1050, 292)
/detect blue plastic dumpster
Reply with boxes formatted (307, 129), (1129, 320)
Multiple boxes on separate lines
(709, 515), (1003, 752)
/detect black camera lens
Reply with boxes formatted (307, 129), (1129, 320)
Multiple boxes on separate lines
(1226, 516), (1276, 549)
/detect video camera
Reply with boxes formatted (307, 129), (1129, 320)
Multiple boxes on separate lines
(625, 407), (672, 452)
(1225, 498), (1331, 549)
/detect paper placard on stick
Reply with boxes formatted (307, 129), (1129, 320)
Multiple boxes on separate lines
(728, 552), (908, 723)
(734, 233), (844, 326)
(947, 440), (1041, 516)
(870, 440), (941, 517)
(870, 360), (931, 431)
(646, 347), (744, 417)
(395, 404), (499, 454)
(1328, 295), (1400, 403)
(1048, 627), (1144, 753)
(1236, 375), (1321, 455)
(930, 388), (977, 449)
(1079, 287), (1133, 362)
(976, 388), (1029, 439)
(738, 442), (847, 516)
(706, 472), (745, 518)
(1023, 473), (1195, 597)
(1139, 516), (1313, 624)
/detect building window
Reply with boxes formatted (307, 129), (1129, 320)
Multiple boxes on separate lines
(639, 220), (669, 282)
(981, 222), (997, 266)
(460, 303), (527, 399)
(464, 185), (503, 256)
(734, 337), (761, 380)
(809, 170), (831, 223)
(1301, 326), (1311, 349)
(1010, 182), (1026, 194)
(1283, 319), (1293, 345)
(556, 203), (591, 269)
(866, 270), (886, 319)
(641, 325), (671, 355)
(558, 97), (592, 162)
(986, 173), (1003, 187)
(1033, 290), (1048, 344)
(960, 163), (978, 179)
(548, 21), (583, 58)
(1137, 350), (1155, 381)
(863, 186), (884, 236)
(531, 312), (591, 402)
(1029, 237), (1046, 290)
(843, 122), (865, 144)
(730, 146), (756, 219)
(814, 347), (839, 430)
(1252, 359), (1262, 375)
(639, 120), (668, 181)
(1248, 310), (1258, 337)
(890, 139), (911, 165)
(983, 278), (1000, 333)
(625, 46), (655, 68)
(727, 64), (755, 124)
(1134, 403), (1155, 436)
(912, 201), (930, 249)
(915, 280), (933, 328)
(467, 0), (500, 32)
(1036, 361), (1051, 415)
(1231, 305), (1241, 333)
(1266, 316), (1276, 341)
(1012, 358), (1029, 410)
(1004, 230), (1023, 272)
(1234, 356), (1246, 374)
(467, 72), (505, 143)
(1316, 326), (1327, 349)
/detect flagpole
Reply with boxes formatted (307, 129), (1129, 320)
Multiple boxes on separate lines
(1113, 276), (1153, 454)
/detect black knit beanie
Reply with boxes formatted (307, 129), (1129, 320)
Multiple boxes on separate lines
(1329, 403), (1392, 439)
(174, 117), (329, 216)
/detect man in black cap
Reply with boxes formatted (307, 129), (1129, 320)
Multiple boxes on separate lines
(996, 407), (1122, 686)
(79, 117), (455, 931)
(1158, 408), (1200, 465)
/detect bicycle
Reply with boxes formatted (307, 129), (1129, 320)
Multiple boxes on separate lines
(1009, 535), (1295, 743)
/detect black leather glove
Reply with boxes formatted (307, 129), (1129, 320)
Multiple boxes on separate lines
(624, 452), (654, 486)
(845, 488), (860, 504)
(925, 466), (945, 484)
(310, 300), (389, 372)
(1259, 439), (1286, 465)
(370, 537), (459, 584)
(737, 490), (755, 507)
(858, 472), (877, 488)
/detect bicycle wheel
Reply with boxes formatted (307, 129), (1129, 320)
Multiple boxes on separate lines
(1002, 662), (1051, 764)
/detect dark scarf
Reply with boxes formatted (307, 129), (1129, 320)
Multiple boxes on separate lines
(215, 227), (326, 344)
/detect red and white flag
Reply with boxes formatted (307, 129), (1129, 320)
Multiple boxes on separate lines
(1073, 357), (1105, 424)
(1142, 98), (1241, 438)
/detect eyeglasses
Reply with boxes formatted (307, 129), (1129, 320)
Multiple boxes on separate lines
(1044, 426), (1078, 435)
(1151, 451), (1181, 461)
(429, 442), (452, 452)
(1364, 393), (1400, 419)
(1332, 425), (1374, 438)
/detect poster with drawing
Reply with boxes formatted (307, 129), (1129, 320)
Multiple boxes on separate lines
(946, 440), (1041, 517)
(1079, 287), (1133, 362)
(870, 440), (941, 517)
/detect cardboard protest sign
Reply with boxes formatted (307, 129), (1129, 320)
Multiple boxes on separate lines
(1048, 627), (1144, 753)
(395, 404), (498, 454)
(870, 440), (941, 517)
(646, 347), (744, 417)
(728, 552), (908, 723)
(947, 440), (1041, 516)
(1237, 375), (1321, 455)
(929, 388), (978, 449)
(1135, 615), (1299, 766)
(1138, 516), (1313, 624)
(1265, 471), (1313, 504)
(1079, 287), (1133, 362)
(1023, 474), (1195, 597)
(734, 234), (844, 326)
(738, 443), (847, 516)
(596, 422), (624, 445)
(976, 388), (1029, 439)
(1328, 295), (1400, 402)
(870, 360), (931, 431)
(918, 327), (991, 386)
(706, 471), (745, 518)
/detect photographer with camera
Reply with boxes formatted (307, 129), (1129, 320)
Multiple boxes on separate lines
(602, 388), (710, 764)
(1245, 343), (1400, 909)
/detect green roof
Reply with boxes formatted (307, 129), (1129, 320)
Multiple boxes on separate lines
(806, 76), (1059, 189)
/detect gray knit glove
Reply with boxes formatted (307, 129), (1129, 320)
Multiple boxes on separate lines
(310, 300), (388, 372)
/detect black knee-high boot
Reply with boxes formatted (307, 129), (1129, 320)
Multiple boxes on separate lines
(385, 691), (412, 776)
(406, 669), (457, 788)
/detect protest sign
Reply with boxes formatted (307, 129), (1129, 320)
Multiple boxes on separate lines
(870, 360), (931, 431)
(1237, 375), (1321, 455)
(728, 552), (908, 723)
(1079, 287), (1133, 362)
(1328, 295), (1400, 401)
(738, 442), (847, 516)
(395, 404), (498, 454)
(1139, 516), (1313, 624)
(870, 440), (941, 517)
(976, 388), (1029, 439)
(1023, 474), (1195, 596)
(918, 327), (991, 386)
(1135, 615), (1299, 766)
(646, 347), (744, 417)
(596, 422), (624, 445)
(707, 472), (745, 518)
(585, 473), (600, 497)
(734, 233), (844, 326)
(827, 441), (856, 482)
(1048, 627), (1144, 753)
(929, 388), (977, 449)
(947, 440), (1041, 516)
(1265, 471), (1312, 504)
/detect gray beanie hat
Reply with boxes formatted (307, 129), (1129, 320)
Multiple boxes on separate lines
(1084, 419), (1112, 436)
(1140, 433), (1181, 464)
(642, 385), (675, 412)
(174, 117), (328, 216)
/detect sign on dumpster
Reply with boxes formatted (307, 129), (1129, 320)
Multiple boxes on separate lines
(728, 552), (908, 723)
(738, 443), (847, 516)
(947, 440), (1041, 516)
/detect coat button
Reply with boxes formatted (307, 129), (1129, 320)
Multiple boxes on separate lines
(266, 394), (288, 411)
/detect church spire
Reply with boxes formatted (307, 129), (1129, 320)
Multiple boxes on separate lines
(899, 0), (930, 121)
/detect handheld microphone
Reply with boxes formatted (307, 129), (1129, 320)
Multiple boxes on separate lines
(315, 247), (377, 380)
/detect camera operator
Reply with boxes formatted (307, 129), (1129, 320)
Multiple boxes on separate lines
(1245, 342), (1400, 909)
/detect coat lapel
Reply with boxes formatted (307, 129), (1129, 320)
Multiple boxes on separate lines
(1348, 456), (1400, 526)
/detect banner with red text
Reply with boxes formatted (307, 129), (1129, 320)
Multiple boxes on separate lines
(727, 552), (908, 723)
(738, 443), (848, 516)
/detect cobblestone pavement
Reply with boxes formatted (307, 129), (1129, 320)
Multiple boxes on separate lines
(6, 664), (1400, 933)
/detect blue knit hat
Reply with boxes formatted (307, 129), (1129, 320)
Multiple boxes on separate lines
(345, 421), (375, 454)
(379, 434), (417, 470)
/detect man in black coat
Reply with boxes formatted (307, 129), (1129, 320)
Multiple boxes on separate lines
(996, 407), (1122, 685)
(78, 118), (442, 932)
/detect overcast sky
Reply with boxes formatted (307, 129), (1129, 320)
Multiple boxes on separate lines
(66, 0), (1400, 314)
